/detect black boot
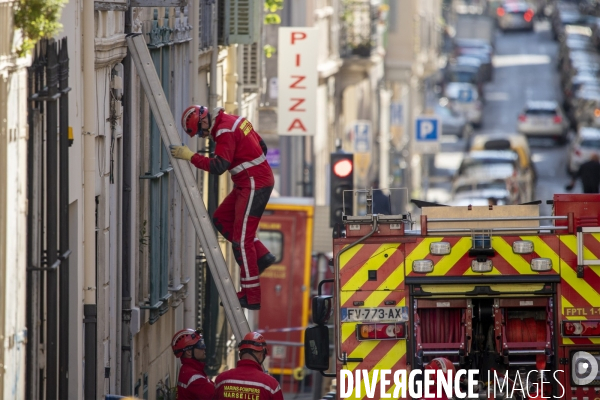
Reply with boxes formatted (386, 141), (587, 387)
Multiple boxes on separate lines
(258, 253), (277, 275)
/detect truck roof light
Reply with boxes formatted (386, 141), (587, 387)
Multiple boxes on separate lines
(513, 240), (534, 254)
(471, 259), (493, 273)
(413, 260), (434, 274)
(531, 258), (552, 272)
(356, 323), (406, 341)
(430, 242), (451, 255)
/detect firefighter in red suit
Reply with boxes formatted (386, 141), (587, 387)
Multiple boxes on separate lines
(214, 332), (283, 400)
(170, 105), (276, 310)
(171, 329), (215, 400)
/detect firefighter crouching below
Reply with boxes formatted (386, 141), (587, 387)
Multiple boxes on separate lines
(171, 329), (215, 400)
(171, 105), (276, 310)
(215, 332), (283, 400)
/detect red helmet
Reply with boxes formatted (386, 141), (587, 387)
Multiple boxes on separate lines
(425, 357), (456, 378)
(238, 331), (267, 353)
(181, 105), (210, 137)
(171, 329), (205, 358)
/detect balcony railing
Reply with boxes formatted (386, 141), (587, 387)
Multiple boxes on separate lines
(340, 0), (378, 58)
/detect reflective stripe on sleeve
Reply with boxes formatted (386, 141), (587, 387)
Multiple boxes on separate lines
(178, 374), (207, 389)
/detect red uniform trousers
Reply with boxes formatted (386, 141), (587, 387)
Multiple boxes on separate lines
(212, 178), (273, 305)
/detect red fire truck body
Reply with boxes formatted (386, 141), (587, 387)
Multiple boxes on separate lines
(309, 194), (600, 399)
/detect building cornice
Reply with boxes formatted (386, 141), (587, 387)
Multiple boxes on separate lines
(95, 34), (127, 68)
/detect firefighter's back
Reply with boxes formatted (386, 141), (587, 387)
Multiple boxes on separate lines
(214, 359), (283, 400)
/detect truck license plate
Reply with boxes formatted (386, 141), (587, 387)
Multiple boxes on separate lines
(341, 307), (408, 323)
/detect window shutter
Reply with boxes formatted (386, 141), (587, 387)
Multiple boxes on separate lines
(218, 0), (228, 45)
(242, 42), (260, 90)
(228, 0), (261, 44)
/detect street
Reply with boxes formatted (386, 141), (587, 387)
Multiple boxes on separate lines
(430, 18), (574, 219)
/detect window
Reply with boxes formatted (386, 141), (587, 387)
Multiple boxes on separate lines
(581, 139), (600, 149)
(257, 230), (283, 263)
(140, 8), (175, 323)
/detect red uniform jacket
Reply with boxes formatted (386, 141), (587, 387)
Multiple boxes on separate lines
(214, 359), (283, 400)
(177, 358), (215, 400)
(191, 111), (274, 189)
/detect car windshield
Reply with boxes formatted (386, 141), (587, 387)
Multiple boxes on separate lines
(525, 108), (557, 116)
(581, 139), (600, 148)
(455, 181), (508, 193)
(460, 161), (516, 177)
(447, 70), (477, 83)
(436, 106), (453, 117)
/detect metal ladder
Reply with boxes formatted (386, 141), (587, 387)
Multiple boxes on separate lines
(126, 33), (250, 342)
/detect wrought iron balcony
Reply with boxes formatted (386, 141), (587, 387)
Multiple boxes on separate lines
(340, 0), (379, 58)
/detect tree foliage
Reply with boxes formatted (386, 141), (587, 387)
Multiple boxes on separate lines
(264, 0), (283, 25)
(13, 0), (67, 57)
(263, 0), (283, 57)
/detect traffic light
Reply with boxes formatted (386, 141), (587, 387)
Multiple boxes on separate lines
(330, 152), (354, 227)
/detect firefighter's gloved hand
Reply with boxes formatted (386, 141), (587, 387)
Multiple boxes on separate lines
(169, 144), (195, 161)
(565, 183), (574, 191)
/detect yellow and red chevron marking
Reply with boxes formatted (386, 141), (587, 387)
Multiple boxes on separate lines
(339, 295), (408, 400)
(404, 235), (561, 276)
(339, 243), (405, 291)
(558, 232), (600, 345)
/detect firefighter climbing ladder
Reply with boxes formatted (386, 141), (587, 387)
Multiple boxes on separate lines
(126, 33), (250, 342)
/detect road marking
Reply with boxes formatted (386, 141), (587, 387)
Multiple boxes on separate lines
(492, 54), (551, 68)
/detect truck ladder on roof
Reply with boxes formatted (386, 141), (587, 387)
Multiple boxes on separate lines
(126, 33), (250, 342)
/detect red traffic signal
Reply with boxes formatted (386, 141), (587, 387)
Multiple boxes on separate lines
(330, 153), (354, 228)
(333, 159), (353, 178)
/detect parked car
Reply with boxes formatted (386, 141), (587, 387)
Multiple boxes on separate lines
(453, 39), (494, 81)
(444, 82), (483, 128)
(451, 176), (516, 205)
(470, 132), (536, 200)
(517, 100), (569, 143)
(455, 150), (535, 203)
(497, 1), (535, 31)
(567, 126), (600, 175)
(435, 102), (472, 139)
(470, 132), (535, 171)
(443, 64), (484, 100)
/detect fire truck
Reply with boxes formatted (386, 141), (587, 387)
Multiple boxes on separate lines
(256, 197), (329, 391)
(305, 193), (600, 399)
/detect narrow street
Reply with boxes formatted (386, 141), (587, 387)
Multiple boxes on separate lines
(430, 18), (574, 219)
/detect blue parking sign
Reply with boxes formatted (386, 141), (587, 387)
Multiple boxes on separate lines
(415, 117), (439, 141)
(414, 116), (440, 154)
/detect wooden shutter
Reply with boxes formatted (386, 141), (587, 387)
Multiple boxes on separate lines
(242, 42), (260, 90)
(228, 0), (261, 44)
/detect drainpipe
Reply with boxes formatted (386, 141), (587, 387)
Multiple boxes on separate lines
(83, 1), (97, 399)
(190, 0), (200, 105)
(120, 6), (133, 395)
(209, 0), (219, 111)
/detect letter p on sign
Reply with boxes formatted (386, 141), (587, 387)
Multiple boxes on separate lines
(423, 121), (434, 136)
(291, 32), (307, 44)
